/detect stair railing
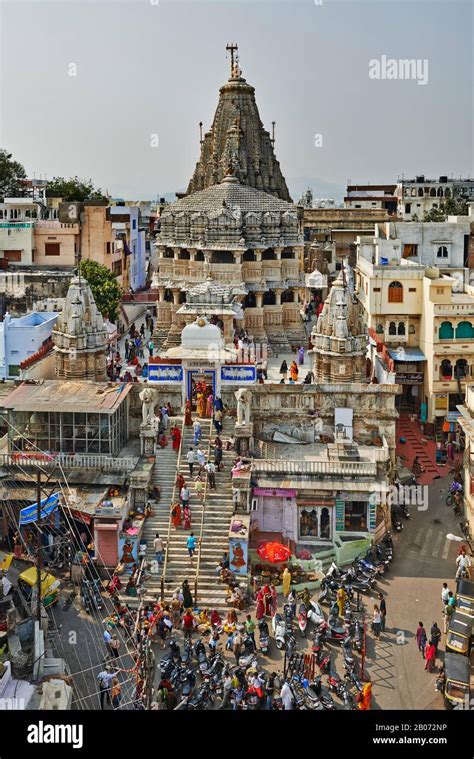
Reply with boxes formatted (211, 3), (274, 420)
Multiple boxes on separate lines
(194, 419), (213, 607)
(161, 415), (186, 598)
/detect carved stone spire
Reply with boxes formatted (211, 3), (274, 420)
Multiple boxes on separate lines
(187, 46), (291, 202)
(52, 276), (107, 381)
(311, 272), (368, 383)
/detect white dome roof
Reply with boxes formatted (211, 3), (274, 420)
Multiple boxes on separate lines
(181, 317), (223, 349)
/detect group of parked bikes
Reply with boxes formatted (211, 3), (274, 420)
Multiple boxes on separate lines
(158, 533), (394, 710)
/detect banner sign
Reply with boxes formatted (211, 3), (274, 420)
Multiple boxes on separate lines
(19, 493), (60, 526)
(148, 364), (183, 383)
(335, 498), (345, 531)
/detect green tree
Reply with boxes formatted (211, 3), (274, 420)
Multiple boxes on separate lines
(0, 148), (27, 199)
(424, 197), (469, 222)
(79, 259), (122, 322)
(46, 176), (107, 202)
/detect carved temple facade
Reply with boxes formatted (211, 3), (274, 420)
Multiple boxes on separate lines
(152, 51), (307, 354)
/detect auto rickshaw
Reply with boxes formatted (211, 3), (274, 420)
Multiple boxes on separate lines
(1, 552), (60, 608)
(446, 611), (473, 655)
(456, 578), (474, 618)
(444, 652), (470, 709)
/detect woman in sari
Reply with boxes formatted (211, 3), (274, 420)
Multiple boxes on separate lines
(263, 585), (273, 616)
(184, 400), (193, 426)
(183, 504), (192, 530)
(196, 392), (206, 419)
(206, 393), (214, 419)
(171, 425), (181, 452)
(176, 473), (186, 492)
(270, 584), (278, 616)
(255, 589), (265, 620)
(171, 503), (181, 529)
(289, 361), (299, 382)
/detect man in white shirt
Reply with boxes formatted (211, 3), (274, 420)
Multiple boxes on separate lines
(456, 552), (472, 579)
(98, 667), (120, 709)
(103, 627), (114, 657)
(205, 461), (216, 490)
(153, 533), (165, 565)
(441, 583), (450, 605)
(197, 448), (206, 473)
(186, 448), (196, 476)
(193, 420), (202, 446)
(180, 485), (190, 508)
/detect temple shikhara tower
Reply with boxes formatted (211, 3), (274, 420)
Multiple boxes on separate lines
(152, 44), (306, 354)
(52, 275), (107, 381)
(311, 272), (368, 382)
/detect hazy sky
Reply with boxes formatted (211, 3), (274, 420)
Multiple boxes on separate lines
(1, 0), (472, 200)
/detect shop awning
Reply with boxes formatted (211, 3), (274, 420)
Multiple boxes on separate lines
(388, 347), (426, 362)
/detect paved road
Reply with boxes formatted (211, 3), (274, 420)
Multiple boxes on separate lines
(367, 472), (462, 710)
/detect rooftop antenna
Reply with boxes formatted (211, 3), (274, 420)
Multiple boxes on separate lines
(271, 121), (276, 146)
(199, 121), (203, 145)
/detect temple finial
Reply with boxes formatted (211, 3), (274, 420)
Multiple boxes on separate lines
(271, 121), (276, 145)
(226, 42), (239, 78)
(199, 121), (203, 145)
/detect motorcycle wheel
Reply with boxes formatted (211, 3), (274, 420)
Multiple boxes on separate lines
(276, 639), (284, 650)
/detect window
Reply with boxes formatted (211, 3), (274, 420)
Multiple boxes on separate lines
(262, 249), (276, 261)
(45, 242), (60, 256)
(405, 204), (411, 214)
(281, 250), (295, 260)
(439, 321), (454, 339)
(455, 322), (474, 339)
(437, 246), (449, 258)
(403, 244), (418, 258)
(440, 359), (452, 379)
(299, 507), (331, 541)
(376, 324), (384, 334)
(373, 287), (381, 292)
(112, 260), (122, 276)
(211, 251), (234, 264)
(388, 322), (396, 335)
(243, 250), (256, 262)
(344, 501), (368, 531)
(397, 322), (406, 335)
(132, 219), (136, 229)
(455, 359), (468, 378)
(388, 281), (403, 303)
(409, 287), (416, 292)
(3, 250), (21, 262)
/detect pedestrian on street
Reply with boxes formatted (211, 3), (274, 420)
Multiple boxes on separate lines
(424, 642), (436, 673)
(412, 456), (423, 479)
(110, 634), (121, 659)
(220, 671), (233, 710)
(158, 617), (168, 649)
(196, 447), (206, 473)
(194, 476), (204, 501)
(182, 609), (195, 639)
(170, 594), (181, 628)
(378, 593), (387, 632)
(416, 621), (427, 657)
(205, 460), (216, 490)
(430, 622), (441, 652)
(187, 532), (198, 561)
(372, 605), (382, 640)
(279, 360), (288, 380)
(186, 447), (196, 476)
(447, 591), (456, 608)
(193, 420), (202, 446)
(280, 679), (294, 710)
(233, 630), (242, 664)
(153, 533), (164, 566)
(97, 667), (120, 709)
(442, 600), (454, 633)
(103, 626), (114, 657)
(180, 484), (190, 509)
(182, 579), (193, 609)
(265, 672), (278, 710)
(148, 339), (155, 358)
(441, 582), (450, 606)
(245, 614), (257, 651)
(111, 678), (122, 709)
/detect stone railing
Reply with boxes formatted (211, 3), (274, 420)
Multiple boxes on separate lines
(0, 453), (138, 471)
(253, 459), (378, 477)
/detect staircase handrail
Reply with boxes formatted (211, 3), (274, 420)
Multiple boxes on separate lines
(162, 415), (186, 594)
(194, 419), (213, 606)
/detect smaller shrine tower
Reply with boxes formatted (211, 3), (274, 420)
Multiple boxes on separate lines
(311, 271), (367, 383)
(52, 275), (107, 381)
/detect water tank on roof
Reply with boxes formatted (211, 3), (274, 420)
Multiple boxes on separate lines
(439, 176), (448, 183)
(416, 175), (425, 183)
(380, 257), (388, 265)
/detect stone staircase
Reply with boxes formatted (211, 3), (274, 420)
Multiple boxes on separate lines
(141, 418), (183, 596)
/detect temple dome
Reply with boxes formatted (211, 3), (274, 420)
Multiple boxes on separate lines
(181, 317), (223, 349)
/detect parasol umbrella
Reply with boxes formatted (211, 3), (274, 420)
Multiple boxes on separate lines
(257, 541), (291, 563)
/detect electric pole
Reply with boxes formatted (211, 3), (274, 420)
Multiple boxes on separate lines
(36, 469), (42, 624)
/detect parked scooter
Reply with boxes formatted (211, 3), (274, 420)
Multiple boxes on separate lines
(307, 601), (325, 626)
(193, 638), (209, 673)
(272, 612), (288, 650)
(391, 506), (403, 532)
(297, 603), (308, 638)
(258, 619), (270, 655)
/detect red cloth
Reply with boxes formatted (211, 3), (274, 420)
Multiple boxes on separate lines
(171, 427), (181, 452)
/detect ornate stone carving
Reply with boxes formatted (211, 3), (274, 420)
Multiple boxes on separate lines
(139, 387), (158, 425)
(235, 387), (252, 426)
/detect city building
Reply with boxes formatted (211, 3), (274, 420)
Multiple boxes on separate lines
(0, 310), (59, 379)
(344, 184), (397, 214)
(456, 385), (474, 534)
(396, 175), (474, 220)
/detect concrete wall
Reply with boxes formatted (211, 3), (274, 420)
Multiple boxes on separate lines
(0, 312), (58, 379)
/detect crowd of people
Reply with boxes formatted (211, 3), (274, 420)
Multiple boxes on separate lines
(106, 313), (155, 382)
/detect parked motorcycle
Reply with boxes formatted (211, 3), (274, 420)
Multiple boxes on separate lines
(307, 601), (325, 626)
(258, 619), (270, 654)
(297, 603), (308, 637)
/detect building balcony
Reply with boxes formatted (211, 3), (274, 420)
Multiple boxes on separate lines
(0, 452), (138, 471)
(253, 458), (378, 477)
(35, 221), (80, 232)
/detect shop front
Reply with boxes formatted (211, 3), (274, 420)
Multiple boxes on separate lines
(297, 494), (334, 543)
(389, 347), (426, 413)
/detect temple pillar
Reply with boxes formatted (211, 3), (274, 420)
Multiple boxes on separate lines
(293, 290), (299, 303)
(172, 289), (180, 305)
(256, 292), (263, 308)
(255, 249), (263, 263)
(274, 289), (282, 306)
